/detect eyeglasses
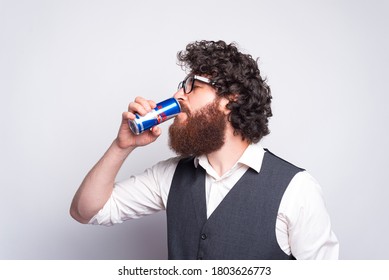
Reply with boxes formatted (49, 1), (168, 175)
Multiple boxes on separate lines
(177, 75), (216, 94)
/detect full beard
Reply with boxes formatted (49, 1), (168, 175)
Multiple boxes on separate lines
(168, 100), (226, 157)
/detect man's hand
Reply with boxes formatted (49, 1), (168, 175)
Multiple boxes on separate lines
(116, 96), (162, 150)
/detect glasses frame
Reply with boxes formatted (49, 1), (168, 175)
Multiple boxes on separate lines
(177, 75), (216, 94)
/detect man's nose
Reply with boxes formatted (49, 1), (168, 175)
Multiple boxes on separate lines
(173, 87), (187, 101)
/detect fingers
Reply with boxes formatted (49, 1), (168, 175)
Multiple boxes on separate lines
(122, 111), (135, 122)
(128, 96), (157, 116)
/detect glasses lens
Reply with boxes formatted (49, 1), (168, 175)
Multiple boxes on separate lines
(178, 81), (183, 90)
(184, 76), (194, 94)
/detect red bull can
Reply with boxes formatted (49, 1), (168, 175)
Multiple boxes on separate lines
(128, 97), (181, 135)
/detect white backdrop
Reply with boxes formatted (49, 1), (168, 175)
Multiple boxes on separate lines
(1, 0), (388, 259)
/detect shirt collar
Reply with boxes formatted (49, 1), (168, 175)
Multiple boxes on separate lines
(193, 142), (265, 174)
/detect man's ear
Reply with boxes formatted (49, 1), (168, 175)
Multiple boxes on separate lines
(218, 93), (238, 114)
(228, 93), (239, 102)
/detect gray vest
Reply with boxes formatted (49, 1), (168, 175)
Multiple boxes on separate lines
(166, 149), (303, 260)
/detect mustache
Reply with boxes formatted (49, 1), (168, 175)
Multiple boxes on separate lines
(179, 102), (191, 116)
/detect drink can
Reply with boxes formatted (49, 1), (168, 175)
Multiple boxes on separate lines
(128, 97), (181, 135)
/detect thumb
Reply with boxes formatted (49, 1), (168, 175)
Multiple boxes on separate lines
(150, 126), (162, 139)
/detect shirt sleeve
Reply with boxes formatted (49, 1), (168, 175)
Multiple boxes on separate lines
(279, 171), (339, 259)
(89, 157), (180, 226)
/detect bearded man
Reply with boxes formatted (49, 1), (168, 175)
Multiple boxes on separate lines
(70, 40), (339, 260)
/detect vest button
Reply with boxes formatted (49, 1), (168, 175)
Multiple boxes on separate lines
(201, 233), (207, 240)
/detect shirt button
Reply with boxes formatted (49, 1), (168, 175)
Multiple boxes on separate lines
(201, 233), (207, 240)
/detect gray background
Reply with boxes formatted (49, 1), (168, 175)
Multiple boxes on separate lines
(1, 0), (388, 259)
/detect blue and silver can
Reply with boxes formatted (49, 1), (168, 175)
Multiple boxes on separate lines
(128, 97), (181, 135)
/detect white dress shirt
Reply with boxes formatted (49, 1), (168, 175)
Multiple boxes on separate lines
(90, 143), (339, 259)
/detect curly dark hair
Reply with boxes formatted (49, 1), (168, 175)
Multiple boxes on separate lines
(177, 40), (272, 143)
